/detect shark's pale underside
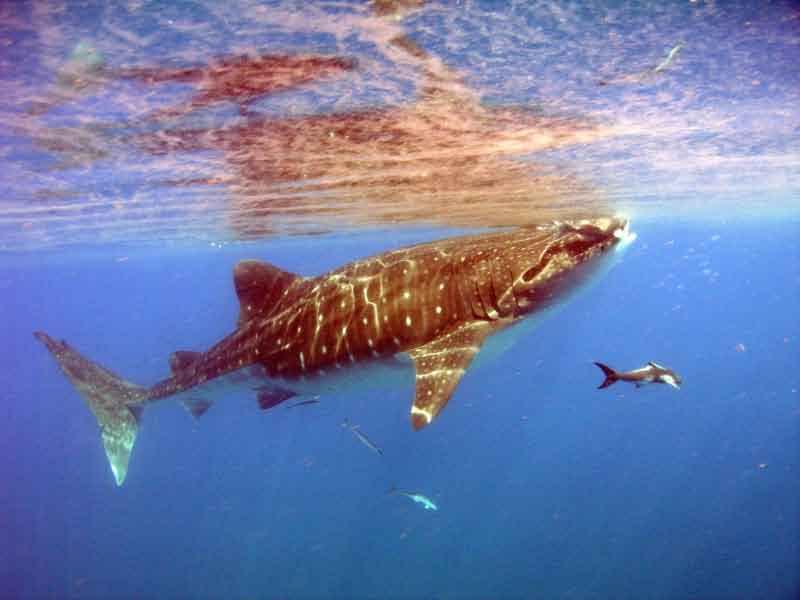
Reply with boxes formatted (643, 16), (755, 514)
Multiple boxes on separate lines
(36, 218), (635, 485)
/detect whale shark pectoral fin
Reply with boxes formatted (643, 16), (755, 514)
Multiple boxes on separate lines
(408, 321), (499, 430)
(233, 259), (302, 326)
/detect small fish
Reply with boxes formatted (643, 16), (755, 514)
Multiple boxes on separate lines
(653, 43), (683, 74)
(389, 486), (438, 511)
(287, 397), (320, 409)
(594, 361), (682, 389)
(341, 419), (383, 455)
(598, 42), (683, 86)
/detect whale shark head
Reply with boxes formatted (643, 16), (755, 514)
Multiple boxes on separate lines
(509, 217), (634, 316)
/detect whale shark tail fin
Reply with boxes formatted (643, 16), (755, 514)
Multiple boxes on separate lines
(34, 331), (148, 486)
(593, 362), (619, 389)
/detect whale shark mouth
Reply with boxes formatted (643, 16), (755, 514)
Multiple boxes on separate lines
(613, 220), (637, 250)
(523, 217), (631, 280)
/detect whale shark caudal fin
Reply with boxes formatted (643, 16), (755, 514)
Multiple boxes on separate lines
(593, 362), (619, 389)
(34, 331), (147, 486)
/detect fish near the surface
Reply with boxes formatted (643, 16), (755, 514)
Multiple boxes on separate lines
(594, 361), (682, 390)
(597, 43), (684, 87)
(652, 43), (684, 74)
(35, 218), (635, 485)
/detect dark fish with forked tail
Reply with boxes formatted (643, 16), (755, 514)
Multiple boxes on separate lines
(594, 361), (681, 389)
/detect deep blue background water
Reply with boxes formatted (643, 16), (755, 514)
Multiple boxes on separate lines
(1, 219), (798, 599)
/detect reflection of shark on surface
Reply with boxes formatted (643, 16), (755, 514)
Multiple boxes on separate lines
(35, 218), (635, 485)
(112, 53), (357, 119)
(390, 486), (438, 511)
(594, 361), (682, 389)
(28, 41), (356, 119)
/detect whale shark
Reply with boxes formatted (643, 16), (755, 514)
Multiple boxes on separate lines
(35, 218), (635, 485)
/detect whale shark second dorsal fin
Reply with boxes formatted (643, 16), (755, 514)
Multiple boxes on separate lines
(233, 259), (301, 326)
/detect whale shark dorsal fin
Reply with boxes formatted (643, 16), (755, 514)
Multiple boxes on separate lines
(169, 350), (202, 374)
(408, 320), (498, 431)
(648, 361), (665, 369)
(233, 259), (301, 326)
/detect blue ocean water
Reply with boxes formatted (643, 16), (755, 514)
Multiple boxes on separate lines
(1, 218), (798, 599)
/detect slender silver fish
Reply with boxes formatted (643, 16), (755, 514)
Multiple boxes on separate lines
(287, 397), (321, 409)
(341, 419), (383, 455)
(653, 43), (683, 74)
(598, 43), (684, 86)
(389, 486), (438, 511)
